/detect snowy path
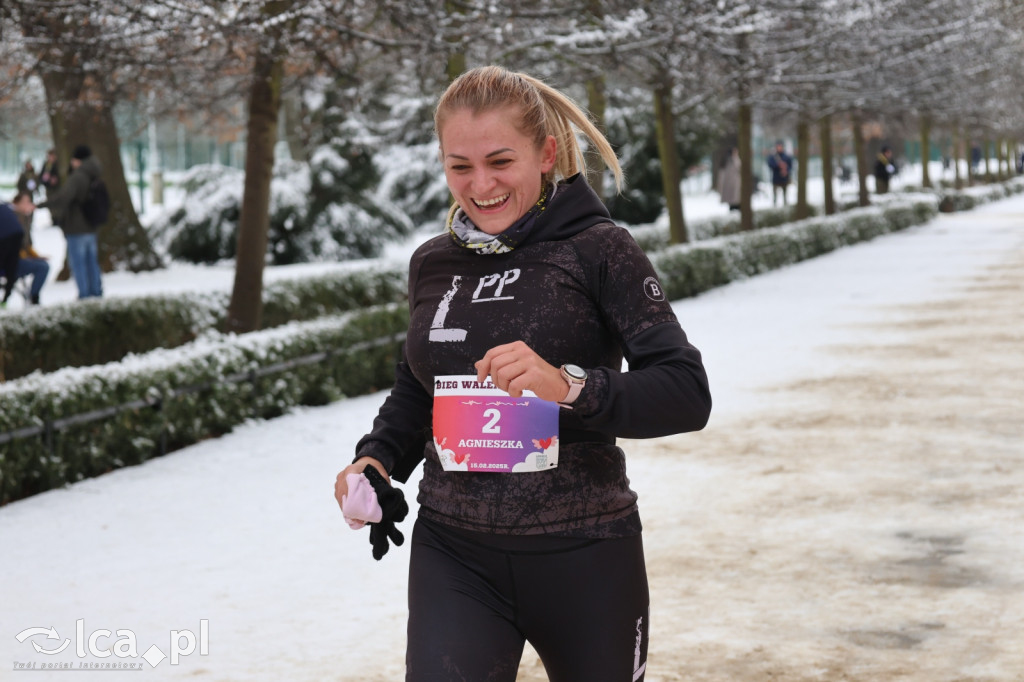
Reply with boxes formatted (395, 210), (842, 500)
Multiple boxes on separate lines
(2, 194), (1023, 681)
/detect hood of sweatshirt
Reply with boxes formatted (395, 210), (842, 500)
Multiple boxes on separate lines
(516, 173), (611, 248)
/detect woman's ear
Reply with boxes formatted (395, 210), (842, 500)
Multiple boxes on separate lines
(540, 135), (557, 174)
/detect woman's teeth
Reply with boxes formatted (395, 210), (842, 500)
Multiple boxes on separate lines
(475, 194), (509, 208)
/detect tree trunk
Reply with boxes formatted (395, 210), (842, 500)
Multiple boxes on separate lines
(966, 132), (975, 186)
(653, 84), (687, 244)
(225, 46), (285, 334)
(35, 37), (160, 272)
(738, 102), (754, 231)
(585, 73), (608, 203)
(444, 0), (466, 84)
(920, 116), (932, 189)
(819, 114), (835, 215)
(852, 112), (869, 206)
(281, 94), (308, 163)
(582, 0), (608, 203)
(794, 117), (810, 220)
(953, 128), (963, 190)
(983, 139), (991, 177)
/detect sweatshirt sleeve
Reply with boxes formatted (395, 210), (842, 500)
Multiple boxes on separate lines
(352, 353), (434, 482)
(574, 321), (711, 437)
(36, 172), (82, 218)
(568, 225), (712, 438)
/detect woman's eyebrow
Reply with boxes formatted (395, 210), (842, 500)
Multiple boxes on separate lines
(445, 148), (515, 160)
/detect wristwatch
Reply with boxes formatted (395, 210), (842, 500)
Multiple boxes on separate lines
(559, 364), (588, 406)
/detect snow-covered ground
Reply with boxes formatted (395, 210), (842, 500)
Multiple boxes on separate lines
(2, 175), (1022, 681)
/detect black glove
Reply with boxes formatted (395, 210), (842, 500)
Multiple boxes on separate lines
(362, 465), (409, 560)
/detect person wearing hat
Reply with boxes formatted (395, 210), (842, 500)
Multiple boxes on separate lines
(36, 144), (104, 299)
(766, 140), (793, 206)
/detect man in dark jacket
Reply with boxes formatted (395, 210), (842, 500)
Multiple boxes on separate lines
(874, 146), (897, 195)
(37, 144), (104, 299)
(766, 141), (793, 206)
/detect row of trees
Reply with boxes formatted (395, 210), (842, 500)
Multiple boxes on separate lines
(2, 0), (1023, 332)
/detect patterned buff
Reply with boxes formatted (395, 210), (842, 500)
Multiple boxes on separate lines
(447, 182), (556, 254)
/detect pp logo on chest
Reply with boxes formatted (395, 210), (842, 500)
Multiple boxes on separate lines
(429, 269), (521, 343)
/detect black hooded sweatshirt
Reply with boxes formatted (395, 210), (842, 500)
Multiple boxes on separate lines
(355, 174), (711, 537)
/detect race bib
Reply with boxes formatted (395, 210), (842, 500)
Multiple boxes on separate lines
(432, 375), (559, 473)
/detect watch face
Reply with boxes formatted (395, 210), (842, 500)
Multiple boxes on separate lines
(563, 364), (587, 381)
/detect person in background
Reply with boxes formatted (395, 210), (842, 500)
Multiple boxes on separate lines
(766, 140), (793, 206)
(0, 193), (31, 308)
(717, 146), (742, 211)
(38, 149), (62, 199)
(17, 160), (39, 198)
(334, 65), (711, 681)
(8, 192), (50, 306)
(16, 160), (39, 233)
(36, 144), (103, 299)
(874, 145), (898, 195)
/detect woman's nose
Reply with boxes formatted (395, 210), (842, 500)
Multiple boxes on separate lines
(470, 168), (495, 193)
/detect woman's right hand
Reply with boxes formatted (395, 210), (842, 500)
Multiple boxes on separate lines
(334, 456), (389, 513)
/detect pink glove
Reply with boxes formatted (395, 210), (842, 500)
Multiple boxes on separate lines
(341, 472), (383, 529)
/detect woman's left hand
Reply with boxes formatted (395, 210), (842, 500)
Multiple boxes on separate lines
(475, 340), (570, 403)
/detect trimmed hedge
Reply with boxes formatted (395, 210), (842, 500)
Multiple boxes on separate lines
(651, 201), (938, 300)
(0, 304), (407, 504)
(0, 265), (407, 382)
(629, 200), (867, 252)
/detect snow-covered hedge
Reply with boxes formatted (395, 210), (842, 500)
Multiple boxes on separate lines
(0, 305), (407, 504)
(628, 203), (821, 251)
(935, 176), (1024, 212)
(0, 265), (407, 382)
(651, 200), (939, 300)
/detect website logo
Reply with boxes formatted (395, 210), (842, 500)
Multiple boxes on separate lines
(13, 619), (209, 671)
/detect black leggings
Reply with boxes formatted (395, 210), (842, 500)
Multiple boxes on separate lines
(406, 518), (649, 682)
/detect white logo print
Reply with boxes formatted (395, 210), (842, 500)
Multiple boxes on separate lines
(429, 270), (521, 343)
(429, 276), (468, 342)
(633, 615), (646, 681)
(643, 276), (665, 302)
(472, 269), (520, 302)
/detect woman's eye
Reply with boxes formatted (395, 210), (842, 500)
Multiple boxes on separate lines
(492, 159), (511, 167)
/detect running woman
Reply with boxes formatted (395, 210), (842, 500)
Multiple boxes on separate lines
(335, 65), (712, 682)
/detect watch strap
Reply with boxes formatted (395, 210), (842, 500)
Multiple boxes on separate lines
(559, 365), (586, 406)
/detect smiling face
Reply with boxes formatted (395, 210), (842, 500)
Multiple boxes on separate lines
(439, 106), (556, 236)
